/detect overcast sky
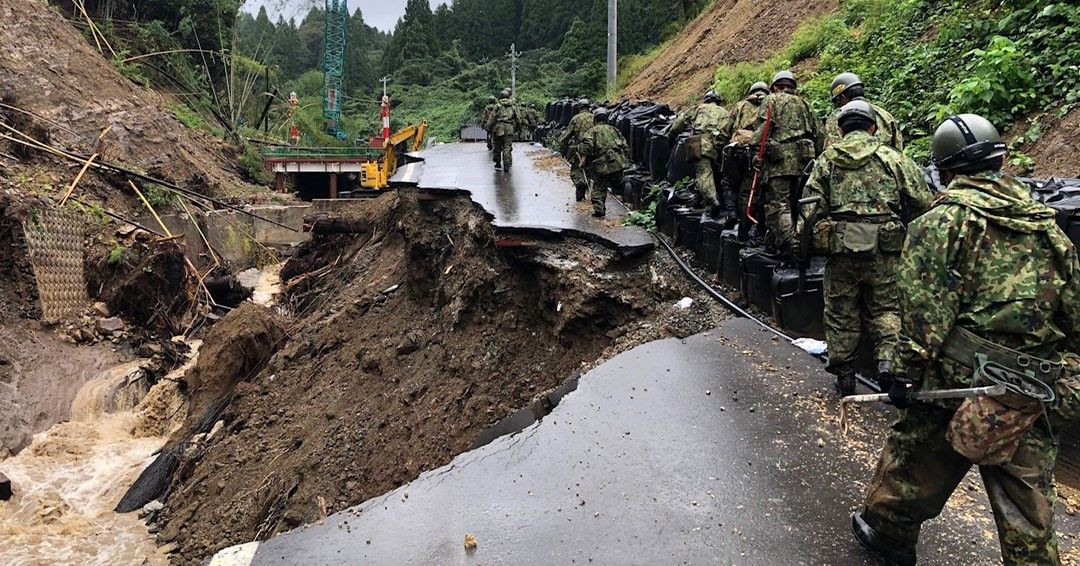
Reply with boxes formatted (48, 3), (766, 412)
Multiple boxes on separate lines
(242, 0), (450, 33)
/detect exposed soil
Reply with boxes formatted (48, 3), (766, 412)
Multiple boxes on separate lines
(0, 190), (41, 322)
(0, 1), (256, 214)
(151, 191), (728, 563)
(1009, 107), (1080, 179)
(620, 0), (837, 106)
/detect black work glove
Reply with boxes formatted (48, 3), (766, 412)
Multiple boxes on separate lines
(886, 376), (917, 409)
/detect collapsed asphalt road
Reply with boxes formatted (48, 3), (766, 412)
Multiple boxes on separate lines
(213, 319), (1079, 565)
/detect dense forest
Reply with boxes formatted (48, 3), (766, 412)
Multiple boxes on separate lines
(57, 0), (707, 145)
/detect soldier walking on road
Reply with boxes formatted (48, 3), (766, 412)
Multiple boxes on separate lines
(802, 101), (933, 395)
(824, 73), (903, 150)
(558, 98), (593, 201)
(578, 108), (629, 218)
(852, 113), (1080, 566)
(671, 91), (731, 215)
(752, 71), (824, 253)
(482, 95), (497, 151)
(485, 89), (520, 171)
(720, 82), (770, 239)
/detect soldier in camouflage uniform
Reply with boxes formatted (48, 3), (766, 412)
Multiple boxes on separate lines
(484, 90), (520, 170)
(852, 113), (1080, 566)
(720, 82), (770, 239)
(482, 95), (497, 151)
(824, 73), (903, 150)
(670, 90), (730, 213)
(558, 98), (593, 201)
(803, 101), (933, 394)
(578, 108), (629, 218)
(752, 70), (824, 252)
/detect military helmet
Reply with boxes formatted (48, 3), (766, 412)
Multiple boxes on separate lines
(574, 98), (591, 110)
(837, 100), (875, 125)
(592, 107), (610, 121)
(704, 90), (721, 104)
(830, 72), (863, 101)
(771, 70), (797, 88)
(499, 89), (511, 99)
(488, 95), (496, 103)
(931, 114), (1007, 171)
(747, 82), (770, 96)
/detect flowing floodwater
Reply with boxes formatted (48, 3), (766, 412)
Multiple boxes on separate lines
(0, 351), (199, 566)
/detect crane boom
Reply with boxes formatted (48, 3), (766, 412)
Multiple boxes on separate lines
(323, 0), (348, 140)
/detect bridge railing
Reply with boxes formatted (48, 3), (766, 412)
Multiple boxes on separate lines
(261, 146), (382, 161)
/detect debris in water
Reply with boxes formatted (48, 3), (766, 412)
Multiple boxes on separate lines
(464, 533), (478, 549)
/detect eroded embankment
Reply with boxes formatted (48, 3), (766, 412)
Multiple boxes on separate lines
(146, 190), (726, 563)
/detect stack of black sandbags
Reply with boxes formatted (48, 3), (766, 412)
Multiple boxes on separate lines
(771, 257), (827, 338)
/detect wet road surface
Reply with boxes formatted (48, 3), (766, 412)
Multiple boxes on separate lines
(215, 319), (1079, 565)
(393, 142), (653, 253)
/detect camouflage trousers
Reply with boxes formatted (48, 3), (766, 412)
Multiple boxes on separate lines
(588, 171), (621, 216)
(694, 157), (718, 207)
(492, 135), (513, 168)
(861, 402), (1060, 565)
(823, 253), (900, 370)
(569, 156), (588, 201)
(762, 175), (799, 249)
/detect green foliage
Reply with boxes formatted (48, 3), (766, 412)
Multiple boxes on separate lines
(171, 104), (224, 137)
(107, 244), (127, 265)
(237, 142), (273, 185)
(710, 0), (1078, 162)
(143, 185), (177, 209)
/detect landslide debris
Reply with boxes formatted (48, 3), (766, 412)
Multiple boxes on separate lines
(152, 191), (727, 562)
(620, 0), (837, 105)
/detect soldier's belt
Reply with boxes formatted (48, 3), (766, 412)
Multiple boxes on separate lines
(827, 213), (896, 224)
(942, 326), (1062, 383)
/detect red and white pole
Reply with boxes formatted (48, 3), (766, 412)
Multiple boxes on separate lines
(380, 95), (391, 147)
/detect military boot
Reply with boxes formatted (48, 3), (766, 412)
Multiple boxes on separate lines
(834, 366), (856, 395)
(851, 511), (916, 566)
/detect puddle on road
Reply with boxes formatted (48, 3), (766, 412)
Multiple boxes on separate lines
(0, 345), (201, 566)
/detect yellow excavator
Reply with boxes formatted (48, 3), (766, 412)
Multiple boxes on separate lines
(359, 121), (428, 189)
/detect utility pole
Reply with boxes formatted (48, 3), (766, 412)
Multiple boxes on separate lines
(607, 0), (617, 92)
(380, 76), (391, 145)
(507, 43), (520, 98)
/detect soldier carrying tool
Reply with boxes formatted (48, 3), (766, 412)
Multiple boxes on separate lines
(850, 113), (1080, 566)
(484, 89), (521, 171)
(670, 90), (731, 217)
(720, 81), (770, 240)
(749, 70), (824, 254)
(578, 108), (629, 218)
(558, 98), (593, 202)
(801, 100), (933, 395)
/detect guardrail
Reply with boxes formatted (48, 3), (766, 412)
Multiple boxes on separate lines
(261, 146), (382, 160)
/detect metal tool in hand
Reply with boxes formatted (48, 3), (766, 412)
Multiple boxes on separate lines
(838, 384), (1007, 435)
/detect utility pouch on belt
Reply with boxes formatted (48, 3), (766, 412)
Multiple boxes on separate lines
(686, 135), (703, 160)
(877, 221), (906, 253)
(830, 221), (879, 258)
(942, 327), (1060, 465)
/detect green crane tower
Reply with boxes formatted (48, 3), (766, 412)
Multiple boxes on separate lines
(323, 0), (348, 140)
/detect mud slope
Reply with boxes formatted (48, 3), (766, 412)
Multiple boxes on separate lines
(153, 191), (727, 563)
(0, 1), (251, 204)
(622, 0), (836, 105)
(1023, 107), (1080, 179)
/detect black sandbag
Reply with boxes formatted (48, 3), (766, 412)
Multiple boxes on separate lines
(739, 246), (783, 311)
(667, 132), (694, 185)
(1030, 178), (1080, 249)
(698, 217), (726, 275)
(720, 229), (743, 290)
(545, 101), (554, 123)
(674, 209), (704, 252)
(656, 186), (675, 236)
(649, 127), (671, 181)
(771, 257), (826, 338)
(115, 444), (182, 513)
(669, 186), (700, 208)
(630, 117), (655, 166)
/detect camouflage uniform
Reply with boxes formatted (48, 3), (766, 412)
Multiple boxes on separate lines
(671, 102), (730, 207)
(483, 102), (496, 150)
(484, 98), (520, 169)
(558, 109), (594, 200)
(859, 171), (1080, 565)
(824, 97), (904, 151)
(579, 122), (630, 217)
(720, 90), (768, 237)
(753, 91), (824, 249)
(803, 130), (933, 378)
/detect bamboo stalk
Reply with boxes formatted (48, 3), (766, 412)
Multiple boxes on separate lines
(128, 180), (173, 238)
(58, 152), (99, 205)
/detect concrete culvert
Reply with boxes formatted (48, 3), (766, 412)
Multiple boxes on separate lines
(152, 191), (727, 564)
